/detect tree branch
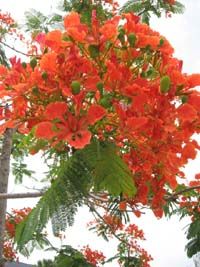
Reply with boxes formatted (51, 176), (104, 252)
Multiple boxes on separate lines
(165, 185), (200, 201)
(0, 192), (44, 199)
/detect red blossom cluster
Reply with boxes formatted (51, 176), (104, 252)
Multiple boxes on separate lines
(179, 196), (200, 219)
(0, 12), (15, 27)
(82, 245), (106, 266)
(3, 208), (31, 261)
(3, 241), (17, 261)
(0, 11), (16, 37)
(125, 224), (145, 240)
(103, 214), (124, 231)
(89, 216), (153, 267)
(121, 224), (153, 267)
(6, 207), (32, 238)
(0, 11), (200, 216)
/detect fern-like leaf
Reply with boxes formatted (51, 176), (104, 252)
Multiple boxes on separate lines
(15, 141), (136, 250)
(81, 141), (136, 196)
(170, 1), (185, 14)
(119, 0), (146, 15)
(15, 154), (91, 250)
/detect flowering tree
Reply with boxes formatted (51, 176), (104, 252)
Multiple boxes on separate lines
(0, 0), (200, 266)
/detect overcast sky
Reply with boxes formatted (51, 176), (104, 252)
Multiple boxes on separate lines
(0, 0), (200, 266)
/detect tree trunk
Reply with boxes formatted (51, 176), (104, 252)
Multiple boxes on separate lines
(194, 253), (200, 267)
(0, 128), (14, 267)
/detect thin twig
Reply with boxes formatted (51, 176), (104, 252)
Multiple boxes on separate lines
(0, 40), (37, 58)
(88, 192), (108, 202)
(87, 200), (128, 245)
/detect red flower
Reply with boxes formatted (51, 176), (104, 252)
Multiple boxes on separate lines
(187, 74), (200, 88)
(177, 103), (198, 122)
(182, 142), (197, 161)
(100, 16), (120, 40)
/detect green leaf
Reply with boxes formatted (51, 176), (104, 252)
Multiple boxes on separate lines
(170, 1), (185, 14)
(127, 33), (137, 47)
(141, 12), (150, 25)
(181, 95), (188, 104)
(81, 141), (136, 196)
(48, 14), (62, 23)
(88, 45), (100, 58)
(15, 155), (90, 250)
(187, 220), (200, 239)
(12, 162), (35, 184)
(186, 236), (200, 258)
(120, 0), (145, 15)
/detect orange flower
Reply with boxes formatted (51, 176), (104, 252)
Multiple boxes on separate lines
(119, 201), (127, 211)
(187, 74), (200, 88)
(64, 12), (81, 28)
(126, 117), (148, 131)
(87, 105), (106, 125)
(0, 65), (8, 76)
(67, 27), (87, 42)
(137, 34), (160, 49)
(35, 121), (56, 140)
(188, 93), (200, 112)
(195, 173), (200, 180)
(45, 30), (62, 50)
(65, 129), (92, 149)
(44, 102), (68, 121)
(35, 104), (106, 149)
(64, 12), (87, 42)
(100, 16), (120, 40)
(182, 142), (197, 161)
(165, 0), (175, 5)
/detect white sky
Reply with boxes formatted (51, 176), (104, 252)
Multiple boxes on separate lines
(0, 0), (200, 266)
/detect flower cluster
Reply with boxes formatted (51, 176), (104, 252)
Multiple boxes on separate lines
(0, 11), (200, 216)
(3, 208), (31, 261)
(5, 207), (32, 238)
(3, 241), (17, 261)
(0, 11), (15, 36)
(82, 245), (106, 266)
(89, 216), (153, 267)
